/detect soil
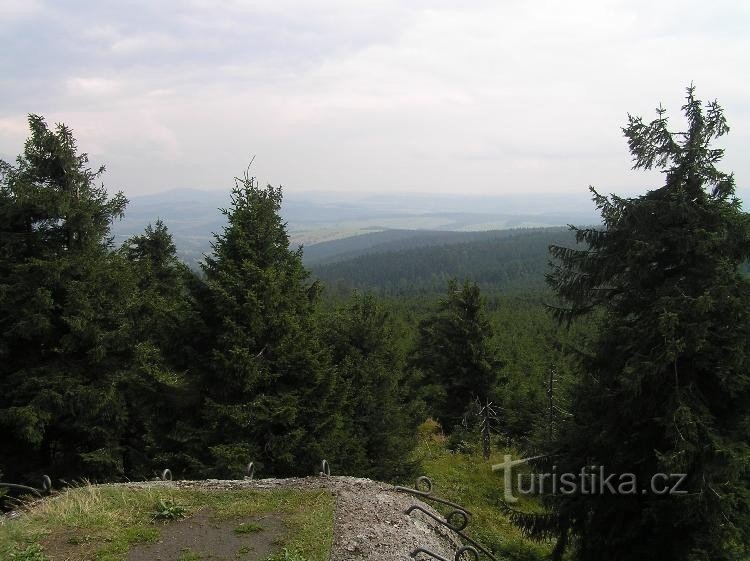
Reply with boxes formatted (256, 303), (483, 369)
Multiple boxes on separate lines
(127, 510), (285, 561)
(42, 531), (100, 561)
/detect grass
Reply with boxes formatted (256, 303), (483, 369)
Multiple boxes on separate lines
(235, 522), (264, 534)
(0, 485), (334, 561)
(412, 426), (553, 561)
(7, 543), (48, 561)
(178, 549), (203, 561)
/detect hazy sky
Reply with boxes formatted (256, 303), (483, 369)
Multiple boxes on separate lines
(1, 0), (749, 197)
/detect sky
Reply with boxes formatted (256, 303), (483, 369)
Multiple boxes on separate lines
(1, 0), (749, 198)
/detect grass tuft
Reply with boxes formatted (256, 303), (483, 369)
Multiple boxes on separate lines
(234, 522), (263, 534)
(151, 498), (187, 521)
(8, 543), (48, 561)
(178, 548), (203, 561)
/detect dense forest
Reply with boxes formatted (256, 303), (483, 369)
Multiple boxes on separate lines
(301, 227), (578, 266)
(2, 87), (749, 561)
(310, 228), (578, 296)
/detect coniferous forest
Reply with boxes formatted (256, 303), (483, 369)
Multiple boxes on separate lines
(1, 87), (749, 561)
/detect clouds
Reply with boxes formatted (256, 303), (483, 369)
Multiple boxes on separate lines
(1, 0), (748, 196)
(0, 0), (42, 20)
(66, 77), (122, 97)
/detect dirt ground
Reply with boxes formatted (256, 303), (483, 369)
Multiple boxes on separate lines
(127, 510), (285, 561)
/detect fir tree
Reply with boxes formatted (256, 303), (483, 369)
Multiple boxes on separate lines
(322, 292), (418, 481)
(0, 115), (131, 480)
(197, 172), (341, 477)
(521, 87), (750, 560)
(410, 279), (504, 431)
(118, 220), (199, 478)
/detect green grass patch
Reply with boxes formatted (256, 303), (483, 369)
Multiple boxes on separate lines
(412, 437), (553, 561)
(235, 522), (264, 534)
(0, 485), (334, 561)
(7, 543), (48, 561)
(277, 491), (334, 561)
(178, 549), (203, 561)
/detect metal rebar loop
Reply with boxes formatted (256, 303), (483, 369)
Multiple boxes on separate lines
(395, 476), (473, 515)
(405, 504), (497, 561)
(0, 475), (53, 497)
(410, 545), (480, 561)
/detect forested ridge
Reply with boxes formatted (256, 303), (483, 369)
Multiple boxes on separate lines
(301, 227), (578, 266)
(310, 227), (578, 296)
(2, 86), (749, 561)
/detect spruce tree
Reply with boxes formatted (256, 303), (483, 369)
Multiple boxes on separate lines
(410, 279), (504, 431)
(524, 87), (750, 560)
(118, 220), (200, 478)
(197, 172), (341, 477)
(322, 292), (418, 481)
(0, 115), (131, 480)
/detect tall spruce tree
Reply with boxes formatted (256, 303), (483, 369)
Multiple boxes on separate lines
(197, 172), (341, 477)
(118, 220), (199, 478)
(0, 115), (131, 480)
(322, 292), (418, 481)
(410, 279), (504, 430)
(518, 87), (750, 560)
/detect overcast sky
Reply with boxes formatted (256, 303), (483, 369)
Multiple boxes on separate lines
(1, 0), (748, 198)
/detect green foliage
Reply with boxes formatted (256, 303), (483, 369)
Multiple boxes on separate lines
(234, 522), (263, 534)
(539, 87), (750, 560)
(413, 438), (551, 561)
(195, 172), (341, 477)
(410, 280), (505, 430)
(151, 498), (187, 521)
(8, 544), (47, 561)
(321, 292), (419, 481)
(118, 220), (201, 478)
(312, 228), (577, 296)
(0, 114), (132, 480)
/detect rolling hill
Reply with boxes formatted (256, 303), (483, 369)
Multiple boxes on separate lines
(309, 227), (580, 295)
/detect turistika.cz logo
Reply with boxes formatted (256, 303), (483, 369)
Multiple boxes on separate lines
(492, 455), (688, 503)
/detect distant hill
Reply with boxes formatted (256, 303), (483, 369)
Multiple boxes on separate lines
(301, 228), (572, 265)
(111, 188), (599, 268)
(309, 227), (580, 295)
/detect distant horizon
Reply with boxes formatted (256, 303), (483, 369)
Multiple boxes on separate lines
(120, 183), (750, 206)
